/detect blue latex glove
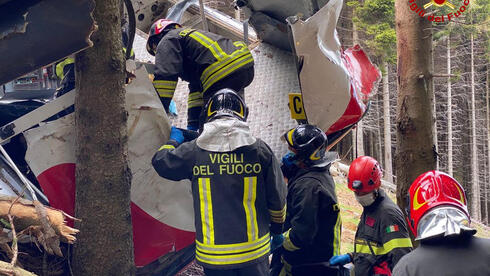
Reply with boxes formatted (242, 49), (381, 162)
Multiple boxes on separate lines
(281, 152), (298, 179)
(271, 234), (284, 252)
(169, 126), (184, 145)
(282, 152), (297, 167)
(169, 100), (178, 116)
(329, 254), (351, 266)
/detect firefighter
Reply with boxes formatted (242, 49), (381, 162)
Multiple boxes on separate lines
(54, 25), (135, 99)
(392, 171), (490, 276)
(272, 124), (342, 276)
(329, 156), (412, 275)
(151, 88), (286, 275)
(146, 19), (254, 131)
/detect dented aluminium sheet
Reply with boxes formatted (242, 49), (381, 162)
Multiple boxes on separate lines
(23, 64), (195, 267)
(288, 0), (380, 134)
(0, 0), (96, 85)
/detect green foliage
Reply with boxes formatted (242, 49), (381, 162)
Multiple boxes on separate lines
(350, 0), (396, 63)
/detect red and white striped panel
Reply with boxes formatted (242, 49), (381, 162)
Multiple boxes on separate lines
(24, 66), (195, 267)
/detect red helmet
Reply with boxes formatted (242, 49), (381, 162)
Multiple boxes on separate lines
(407, 170), (469, 236)
(348, 156), (382, 193)
(146, 19), (181, 56)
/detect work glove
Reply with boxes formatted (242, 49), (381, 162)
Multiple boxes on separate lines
(271, 234), (284, 252)
(329, 254), (352, 266)
(169, 126), (184, 145)
(281, 152), (298, 179)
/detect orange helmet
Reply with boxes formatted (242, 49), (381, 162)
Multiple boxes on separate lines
(146, 19), (181, 56)
(407, 170), (469, 236)
(348, 156), (382, 193)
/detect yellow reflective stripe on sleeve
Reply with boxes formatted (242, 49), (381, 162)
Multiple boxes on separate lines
(355, 238), (413, 255)
(202, 53), (253, 93)
(243, 177), (258, 241)
(196, 239), (269, 265)
(188, 100), (204, 108)
(153, 80), (177, 88)
(188, 91), (204, 108)
(200, 46), (250, 84)
(158, 144), (175, 151)
(189, 31), (226, 60)
(156, 89), (175, 98)
(283, 229), (300, 251)
(199, 178), (215, 245)
(332, 211), (342, 256)
(196, 233), (270, 254)
(188, 92), (202, 100)
(269, 205), (286, 223)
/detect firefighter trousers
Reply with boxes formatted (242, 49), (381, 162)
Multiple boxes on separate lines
(203, 258), (269, 276)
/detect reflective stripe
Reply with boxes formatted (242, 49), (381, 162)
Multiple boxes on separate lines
(196, 233), (270, 254)
(156, 89), (174, 98)
(269, 205), (286, 223)
(188, 92), (202, 100)
(283, 229), (300, 251)
(187, 30), (252, 93)
(332, 211), (342, 256)
(243, 177), (258, 241)
(158, 144), (175, 151)
(154, 80), (177, 98)
(153, 80), (177, 87)
(188, 92), (204, 108)
(196, 239), (269, 265)
(123, 47), (135, 57)
(189, 31), (225, 60)
(188, 100), (204, 108)
(199, 178), (215, 244)
(56, 57), (75, 80)
(200, 46), (250, 84)
(279, 257), (292, 276)
(355, 238), (413, 255)
(202, 53), (253, 93)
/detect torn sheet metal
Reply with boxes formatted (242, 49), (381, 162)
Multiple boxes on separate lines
(0, 0), (96, 85)
(23, 64), (195, 267)
(288, 0), (380, 134)
(238, 0), (329, 50)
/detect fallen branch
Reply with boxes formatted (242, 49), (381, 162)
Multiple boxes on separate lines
(0, 260), (37, 276)
(0, 196), (79, 257)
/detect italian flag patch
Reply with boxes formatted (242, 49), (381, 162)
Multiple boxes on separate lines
(386, 225), (399, 233)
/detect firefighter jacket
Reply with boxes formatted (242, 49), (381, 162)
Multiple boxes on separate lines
(151, 118), (287, 269)
(281, 166), (342, 266)
(152, 28), (254, 113)
(352, 189), (413, 276)
(392, 234), (490, 276)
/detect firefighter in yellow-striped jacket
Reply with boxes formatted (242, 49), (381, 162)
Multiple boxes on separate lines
(152, 89), (286, 275)
(146, 19), (254, 131)
(329, 156), (412, 275)
(271, 124), (342, 276)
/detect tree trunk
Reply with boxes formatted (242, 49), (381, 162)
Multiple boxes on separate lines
(469, 34), (481, 221)
(394, 0), (436, 214)
(486, 67), (490, 224)
(73, 0), (135, 275)
(431, 39), (438, 171)
(352, 19), (365, 157)
(383, 61), (394, 183)
(447, 35), (453, 175)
